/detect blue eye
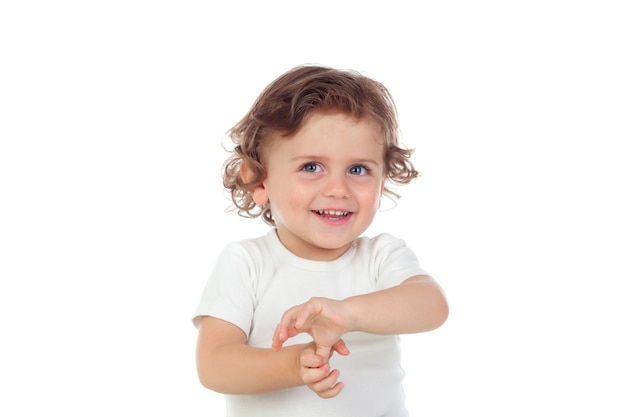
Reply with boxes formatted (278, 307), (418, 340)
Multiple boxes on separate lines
(302, 163), (321, 173)
(349, 165), (369, 176)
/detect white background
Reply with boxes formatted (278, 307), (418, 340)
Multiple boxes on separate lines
(1, 1), (624, 415)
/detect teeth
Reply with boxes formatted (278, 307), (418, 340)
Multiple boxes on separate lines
(317, 210), (348, 216)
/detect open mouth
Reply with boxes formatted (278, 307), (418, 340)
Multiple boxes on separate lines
(313, 209), (351, 220)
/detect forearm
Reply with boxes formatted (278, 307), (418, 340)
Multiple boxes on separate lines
(272, 276), (448, 355)
(345, 275), (448, 335)
(197, 342), (304, 395)
(196, 316), (307, 395)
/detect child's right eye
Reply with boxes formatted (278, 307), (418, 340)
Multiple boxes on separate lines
(302, 163), (321, 173)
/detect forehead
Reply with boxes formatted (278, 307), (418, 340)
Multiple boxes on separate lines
(264, 111), (385, 154)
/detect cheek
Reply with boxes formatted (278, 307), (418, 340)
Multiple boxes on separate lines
(378, 183), (386, 206)
(357, 186), (383, 212)
(265, 179), (307, 210)
(372, 194), (382, 211)
(285, 186), (311, 209)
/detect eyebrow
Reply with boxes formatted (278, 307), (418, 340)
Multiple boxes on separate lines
(290, 155), (381, 166)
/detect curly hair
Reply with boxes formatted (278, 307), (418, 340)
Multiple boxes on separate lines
(222, 64), (419, 226)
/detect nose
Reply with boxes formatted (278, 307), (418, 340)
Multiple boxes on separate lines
(322, 173), (350, 199)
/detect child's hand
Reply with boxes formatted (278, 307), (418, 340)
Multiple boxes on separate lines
(298, 341), (349, 399)
(272, 297), (352, 360)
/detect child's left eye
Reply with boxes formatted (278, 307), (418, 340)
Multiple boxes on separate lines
(349, 165), (369, 176)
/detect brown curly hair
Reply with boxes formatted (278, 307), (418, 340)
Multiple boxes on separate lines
(222, 64), (419, 226)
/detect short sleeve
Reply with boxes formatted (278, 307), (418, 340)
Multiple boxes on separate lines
(192, 242), (257, 337)
(369, 233), (429, 290)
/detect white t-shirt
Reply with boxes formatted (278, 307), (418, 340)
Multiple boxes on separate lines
(193, 230), (428, 417)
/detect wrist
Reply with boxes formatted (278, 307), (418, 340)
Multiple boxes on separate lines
(283, 344), (308, 387)
(341, 297), (359, 333)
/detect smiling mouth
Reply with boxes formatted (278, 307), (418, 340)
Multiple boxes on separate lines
(313, 209), (351, 220)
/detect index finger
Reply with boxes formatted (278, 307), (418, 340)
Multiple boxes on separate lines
(272, 302), (317, 350)
(271, 313), (299, 351)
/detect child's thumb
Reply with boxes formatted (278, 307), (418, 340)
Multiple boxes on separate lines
(332, 339), (350, 356)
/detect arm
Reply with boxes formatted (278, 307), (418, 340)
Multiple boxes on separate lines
(195, 316), (349, 396)
(196, 316), (302, 394)
(272, 275), (449, 356)
(346, 274), (449, 335)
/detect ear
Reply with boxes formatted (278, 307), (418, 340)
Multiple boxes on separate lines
(252, 187), (269, 205)
(240, 162), (269, 205)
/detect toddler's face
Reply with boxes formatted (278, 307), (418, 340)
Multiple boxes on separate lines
(251, 111), (386, 261)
